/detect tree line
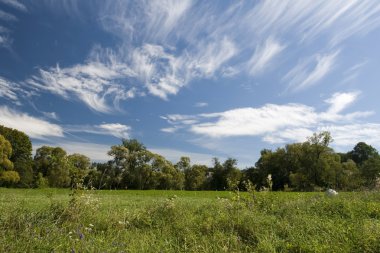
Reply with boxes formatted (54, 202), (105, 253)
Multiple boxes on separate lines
(0, 125), (379, 191)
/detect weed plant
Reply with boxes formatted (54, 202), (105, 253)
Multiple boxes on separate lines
(0, 188), (379, 252)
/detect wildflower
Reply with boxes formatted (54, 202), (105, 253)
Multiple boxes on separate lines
(77, 229), (84, 240)
(89, 223), (94, 227)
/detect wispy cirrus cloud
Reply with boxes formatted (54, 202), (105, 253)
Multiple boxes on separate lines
(65, 123), (131, 139)
(194, 102), (208, 108)
(247, 38), (286, 76)
(161, 91), (374, 148)
(0, 9), (17, 21)
(0, 0), (27, 49)
(341, 60), (368, 84)
(246, 0), (380, 45)
(9, 0), (380, 112)
(0, 0), (27, 12)
(284, 50), (339, 92)
(0, 106), (63, 139)
(0, 76), (20, 102)
(26, 57), (137, 113)
(0, 76), (33, 105)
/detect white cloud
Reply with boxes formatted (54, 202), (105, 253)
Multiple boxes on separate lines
(65, 123), (131, 139)
(284, 50), (339, 92)
(247, 0), (380, 45)
(0, 76), (20, 102)
(0, 26), (11, 48)
(161, 127), (177, 133)
(194, 102), (208, 108)
(162, 91), (375, 148)
(42, 111), (59, 120)
(247, 38), (285, 76)
(325, 91), (360, 114)
(0, 0), (25, 49)
(7, 0), (380, 112)
(0, 10), (17, 21)
(262, 128), (314, 144)
(0, 0), (27, 12)
(98, 123), (131, 139)
(0, 106), (63, 139)
(319, 124), (380, 148)
(190, 38), (238, 77)
(341, 60), (368, 84)
(191, 104), (317, 138)
(27, 59), (137, 113)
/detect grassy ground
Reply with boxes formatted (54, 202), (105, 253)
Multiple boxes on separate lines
(0, 188), (379, 252)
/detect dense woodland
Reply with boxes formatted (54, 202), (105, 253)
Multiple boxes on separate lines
(0, 125), (379, 191)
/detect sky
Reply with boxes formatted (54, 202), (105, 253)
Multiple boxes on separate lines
(1, 0), (380, 168)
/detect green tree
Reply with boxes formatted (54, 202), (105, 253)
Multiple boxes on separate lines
(0, 134), (20, 186)
(210, 158), (225, 190)
(175, 157), (191, 172)
(0, 125), (33, 187)
(185, 164), (208, 190)
(34, 146), (71, 188)
(339, 159), (361, 190)
(347, 142), (379, 166)
(0, 134), (13, 171)
(108, 139), (184, 190)
(288, 132), (337, 190)
(360, 157), (380, 189)
(68, 153), (91, 187)
(209, 158), (242, 190)
(222, 158), (242, 190)
(152, 154), (184, 190)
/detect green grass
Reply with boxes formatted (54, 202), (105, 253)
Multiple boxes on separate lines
(1, 188), (380, 252)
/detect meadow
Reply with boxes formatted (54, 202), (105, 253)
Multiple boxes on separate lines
(0, 188), (380, 253)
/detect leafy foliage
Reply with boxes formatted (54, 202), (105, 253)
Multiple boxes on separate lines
(0, 125), (380, 190)
(0, 125), (33, 187)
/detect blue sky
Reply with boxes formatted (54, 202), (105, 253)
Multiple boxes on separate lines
(1, 0), (380, 167)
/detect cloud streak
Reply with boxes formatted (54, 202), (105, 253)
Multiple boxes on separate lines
(27, 57), (137, 113)
(0, 106), (64, 139)
(0, 0), (27, 12)
(284, 51), (339, 92)
(162, 91), (374, 147)
(65, 123), (131, 139)
(15, 0), (380, 110)
(247, 38), (285, 76)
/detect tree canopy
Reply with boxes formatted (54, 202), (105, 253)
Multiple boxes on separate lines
(0, 124), (379, 191)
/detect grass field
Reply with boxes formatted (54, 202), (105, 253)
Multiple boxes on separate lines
(1, 188), (380, 252)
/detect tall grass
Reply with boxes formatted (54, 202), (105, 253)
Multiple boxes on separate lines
(0, 188), (379, 252)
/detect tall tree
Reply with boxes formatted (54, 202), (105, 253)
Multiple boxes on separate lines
(34, 146), (71, 188)
(0, 134), (13, 171)
(347, 142), (379, 166)
(360, 157), (380, 189)
(68, 153), (91, 187)
(184, 164), (208, 190)
(0, 134), (20, 186)
(108, 139), (184, 190)
(0, 125), (33, 187)
(222, 158), (242, 190)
